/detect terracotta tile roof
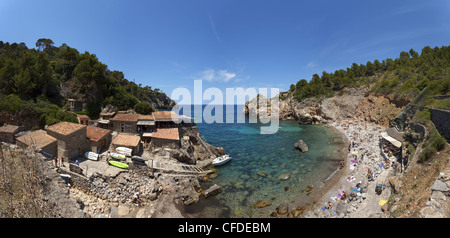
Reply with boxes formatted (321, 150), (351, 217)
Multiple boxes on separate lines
(16, 130), (57, 148)
(150, 128), (179, 141)
(46, 122), (86, 136)
(86, 126), (111, 142)
(152, 111), (178, 120)
(139, 114), (155, 120)
(112, 134), (141, 147)
(77, 114), (90, 119)
(110, 114), (141, 122)
(0, 124), (19, 134)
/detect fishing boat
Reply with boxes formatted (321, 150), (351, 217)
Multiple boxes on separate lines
(85, 151), (99, 161)
(116, 147), (132, 156)
(108, 160), (129, 169)
(110, 152), (126, 160)
(212, 154), (232, 166)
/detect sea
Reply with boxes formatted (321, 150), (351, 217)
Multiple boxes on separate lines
(177, 104), (346, 218)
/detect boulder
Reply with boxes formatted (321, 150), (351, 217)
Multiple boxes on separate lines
(431, 180), (449, 193)
(276, 203), (289, 215)
(294, 140), (309, 152)
(257, 170), (268, 177)
(117, 204), (130, 217)
(255, 201), (272, 208)
(203, 184), (222, 198)
(171, 149), (196, 165)
(279, 173), (291, 181)
(291, 206), (306, 217)
(335, 202), (347, 215)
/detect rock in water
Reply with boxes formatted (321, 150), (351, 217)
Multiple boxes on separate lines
(279, 173), (290, 181)
(276, 203), (289, 215)
(255, 201), (272, 208)
(294, 140), (309, 152)
(203, 184), (222, 198)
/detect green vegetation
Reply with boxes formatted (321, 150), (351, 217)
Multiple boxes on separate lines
(288, 45), (449, 164)
(0, 39), (173, 127)
(134, 101), (154, 115)
(290, 46), (450, 104)
(0, 94), (77, 127)
(419, 127), (446, 163)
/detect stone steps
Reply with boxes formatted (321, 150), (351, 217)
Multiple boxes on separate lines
(149, 159), (212, 175)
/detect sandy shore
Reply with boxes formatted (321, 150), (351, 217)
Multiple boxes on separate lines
(304, 121), (396, 218)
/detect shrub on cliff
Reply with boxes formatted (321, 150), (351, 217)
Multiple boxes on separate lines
(134, 101), (154, 115)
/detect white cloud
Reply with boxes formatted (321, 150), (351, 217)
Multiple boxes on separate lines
(195, 69), (236, 82)
(306, 61), (318, 69)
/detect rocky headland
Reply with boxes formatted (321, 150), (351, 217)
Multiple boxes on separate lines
(243, 87), (403, 127)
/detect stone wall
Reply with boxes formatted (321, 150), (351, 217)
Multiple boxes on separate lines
(47, 129), (89, 160)
(408, 106), (450, 143)
(150, 138), (180, 150)
(111, 121), (137, 134)
(429, 108), (450, 143)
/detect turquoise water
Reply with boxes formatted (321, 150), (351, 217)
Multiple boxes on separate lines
(181, 105), (345, 217)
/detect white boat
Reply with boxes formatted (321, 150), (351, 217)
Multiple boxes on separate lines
(116, 147), (132, 156)
(212, 154), (232, 166)
(85, 151), (99, 161)
(110, 152), (126, 160)
(60, 174), (71, 179)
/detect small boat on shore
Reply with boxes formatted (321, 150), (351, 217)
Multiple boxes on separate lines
(108, 160), (129, 169)
(212, 154), (232, 166)
(110, 152), (126, 160)
(85, 151), (99, 161)
(116, 147), (132, 156)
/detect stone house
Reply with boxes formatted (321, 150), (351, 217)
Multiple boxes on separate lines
(15, 130), (57, 157)
(111, 134), (141, 155)
(137, 114), (156, 133)
(98, 112), (116, 129)
(46, 122), (89, 160)
(149, 128), (180, 149)
(86, 126), (112, 154)
(67, 99), (83, 112)
(153, 111), (184, 128)
(110, 114), (140, 133)
(77, 114), (90, 126)
(0, 124), (20, 143)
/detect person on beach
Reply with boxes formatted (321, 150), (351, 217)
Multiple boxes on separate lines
(341, 191), (347, 201)
(54, 157), (58, 167)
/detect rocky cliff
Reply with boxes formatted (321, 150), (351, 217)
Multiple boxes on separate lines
(244, 87), (404, 127)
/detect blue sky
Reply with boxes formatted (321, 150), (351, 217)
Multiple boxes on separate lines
(1, 0), (450, 101)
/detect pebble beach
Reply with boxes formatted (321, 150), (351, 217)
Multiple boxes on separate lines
(305, 121), (397, 218)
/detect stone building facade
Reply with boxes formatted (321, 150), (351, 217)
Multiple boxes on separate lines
(0, 124), (19, 143)
(110, 114), (140, 133)
(149, 128), (180, 149)
(46, 122), (89, 160)
(86, 126), (112, 153)
(77, 115), (90, 126)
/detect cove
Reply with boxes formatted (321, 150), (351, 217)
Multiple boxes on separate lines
(181, 105), (346, 218)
